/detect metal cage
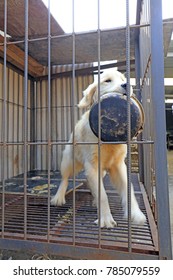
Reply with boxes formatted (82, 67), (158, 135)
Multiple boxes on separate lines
(0, 0), (172, 259)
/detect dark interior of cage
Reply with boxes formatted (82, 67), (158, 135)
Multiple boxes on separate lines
(1, 0), (173, 256)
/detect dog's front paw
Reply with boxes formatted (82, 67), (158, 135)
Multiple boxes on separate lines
(51, 193), (66, 206)
(94, 214), (117, 228)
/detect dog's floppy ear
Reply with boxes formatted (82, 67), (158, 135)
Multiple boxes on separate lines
(78, 82), (97, 109)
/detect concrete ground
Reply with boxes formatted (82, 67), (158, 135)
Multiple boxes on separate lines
(167, 149), (173, 258)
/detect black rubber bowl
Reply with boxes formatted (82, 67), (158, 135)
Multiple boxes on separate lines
(89, 92), (144, 142)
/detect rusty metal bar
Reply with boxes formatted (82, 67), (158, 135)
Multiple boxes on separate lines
(23, 0), (29, 240)
(126, 0), (132, 253)
(135, 39), (144, 183)
(1, 0), (8, 239)
(97, 0), (102, 248)
(47, 0), (51, 243)
(0, 238), (159, 260)
(0, 23), (153, 48)
(150, 0), (172, 259)
(0, 140), (154, 146)
(140, 183), (158, 251)
(72, 0), (76, 246)
(34, 60), (135, 82)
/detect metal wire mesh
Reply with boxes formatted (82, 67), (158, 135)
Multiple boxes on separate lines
(0, 0), (172, 259)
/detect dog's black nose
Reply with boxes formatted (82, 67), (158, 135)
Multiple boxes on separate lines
(121, 83), (127, 90)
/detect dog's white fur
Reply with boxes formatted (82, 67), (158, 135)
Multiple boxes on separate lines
(51, 69), (146, 228)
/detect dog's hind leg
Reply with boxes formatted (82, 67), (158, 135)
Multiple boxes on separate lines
(109, 161), (146, 225)
(85, 162), (117, 228)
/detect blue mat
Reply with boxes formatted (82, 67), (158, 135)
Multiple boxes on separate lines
(0, 170), (86, 196)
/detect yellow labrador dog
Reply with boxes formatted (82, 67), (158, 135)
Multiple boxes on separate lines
(51, 69), (146, 228)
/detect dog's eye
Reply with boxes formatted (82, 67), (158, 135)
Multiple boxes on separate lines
(105, 79), (112, 83)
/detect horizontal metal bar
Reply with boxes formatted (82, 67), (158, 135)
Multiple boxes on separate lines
(0, 23), (153, 47)
(0, 140), (154, 146)
(34, 60), (135, 81)
(0, 239), (159, 260)
(1, 20), (172, 49)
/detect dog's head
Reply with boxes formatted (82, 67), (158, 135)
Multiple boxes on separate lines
(78, 68), (133, 109)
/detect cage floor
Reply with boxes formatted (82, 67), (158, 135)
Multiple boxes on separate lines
(0, 173), (158, 256)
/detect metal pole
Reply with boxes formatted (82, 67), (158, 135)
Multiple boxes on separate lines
(150, 0), (172, 259)
(135, 39), (144, 183)
(2, 0), (8, 239)
(97, 0), (102, 248)
(47, 0), (51, 243)
(72, 0), (76, 246)
(126, 0), (132, 253)
(24, 0), (29, 239)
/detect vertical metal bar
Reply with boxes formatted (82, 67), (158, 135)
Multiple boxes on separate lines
(24, 0), (29, 239)
(47, 0), (51, 242)
(40, 82), (43, 168)
(12, 71), (14, 176)
(140, 0), (152, 199)
(30, 81), (35, 170)
(97, 0), (102, 247)
(135, 39), (144, 183)
(143, 0), (153, 203)
(60, 78), (64, 143)
(1, 0), (8, 239)
(126, 0), (132, 253)
(150, 0), (172, 259)
(17, 74), (20, 175)
(55, 78), (58, 168)
(72, 0), (76, 246)
(7, 69), (9, 178)
(34, 82), (39, 169)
